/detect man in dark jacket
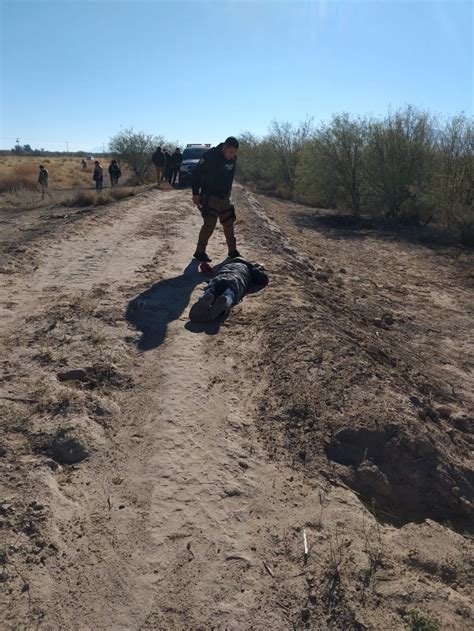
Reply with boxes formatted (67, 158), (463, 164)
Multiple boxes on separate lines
(168, 148), (182, 185)
(191, 136), (240, 262)
(152, 147), (166, 187)
(93, 161), (104, 192)
(189, 257), (268, 322)
(108, 160), (121, 187)
(164, 149), (172, 183)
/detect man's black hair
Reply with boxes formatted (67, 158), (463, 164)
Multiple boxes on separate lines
(224, 136), (239, 149)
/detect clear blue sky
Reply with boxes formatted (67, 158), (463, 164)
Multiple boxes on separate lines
(1, 0), (472, 152)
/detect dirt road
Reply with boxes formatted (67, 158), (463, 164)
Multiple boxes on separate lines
(1, 186), (472, 630)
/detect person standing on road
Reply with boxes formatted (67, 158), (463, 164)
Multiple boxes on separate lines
(108, 159), (121, 187)
(152, 146), (166, 187)
(164, 148), (172, 183)
(169, 148), (182, 185)
(38, 164), (52, 199)
(93, 161), (104, 192)
(191, 136), (240, 262)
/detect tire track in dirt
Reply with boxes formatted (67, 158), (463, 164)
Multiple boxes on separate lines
(0, 190), (183, 333)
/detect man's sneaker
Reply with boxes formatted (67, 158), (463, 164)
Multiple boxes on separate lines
(193, 251), (212, 262)
(227, 249), (241, 259)
(189, 293), (214, 323)
(209, 294), (232, 320)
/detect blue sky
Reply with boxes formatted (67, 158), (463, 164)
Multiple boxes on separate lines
(1, 0), (472, 152)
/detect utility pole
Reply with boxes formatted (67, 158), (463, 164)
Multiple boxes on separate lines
(66, 141), (69, 153)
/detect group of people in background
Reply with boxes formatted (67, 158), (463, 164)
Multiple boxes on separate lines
(152, 147), (182, 187)
(37, 147), (183, 200)
(92, 159), (122, 192)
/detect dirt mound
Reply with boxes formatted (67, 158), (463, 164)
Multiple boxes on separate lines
(326, 424), (473, 526)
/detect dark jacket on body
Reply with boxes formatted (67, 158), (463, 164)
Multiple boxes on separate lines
(207, 258), (268, 305)
(152, 149), (166, 167)
(93, 165), (103, 181)
(191, 143), (237, 199)
(38, 168), (48, 186)
(108, 162), (121, 179)
(170, 150), (182, 169)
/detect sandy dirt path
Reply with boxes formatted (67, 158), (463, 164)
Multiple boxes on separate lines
(1, 188), (323, 630)
(1, 186), (472, 630)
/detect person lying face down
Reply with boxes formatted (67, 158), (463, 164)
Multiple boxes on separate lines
(189, 257), (269, 322)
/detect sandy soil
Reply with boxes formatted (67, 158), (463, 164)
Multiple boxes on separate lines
(0, 185), (472, 630)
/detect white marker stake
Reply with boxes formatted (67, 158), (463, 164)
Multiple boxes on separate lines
(303, 529), (309, 564)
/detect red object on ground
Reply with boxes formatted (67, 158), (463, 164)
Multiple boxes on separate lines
(199, 262), (215, 277)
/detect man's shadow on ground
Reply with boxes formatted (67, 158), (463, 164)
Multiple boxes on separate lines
(126, 259), (226, 351)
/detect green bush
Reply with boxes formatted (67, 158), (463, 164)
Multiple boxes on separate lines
(238, 107), (473, 244)
(401, 608), (440, 631)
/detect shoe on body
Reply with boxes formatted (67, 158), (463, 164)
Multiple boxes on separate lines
(193, 251), (212, 262)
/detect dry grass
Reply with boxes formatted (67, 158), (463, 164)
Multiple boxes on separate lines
(0, 163), (38, 192)
(0, 157), (136, 211)
(65, 187), (135, 208)
(0, 156), (130, 192)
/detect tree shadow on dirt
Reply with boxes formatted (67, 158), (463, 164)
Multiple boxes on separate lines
(126, 260), (204, 351)
(292, 211), (461, 250)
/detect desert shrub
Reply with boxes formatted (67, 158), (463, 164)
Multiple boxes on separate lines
(401, 608), (440, 631)
(431, 115), (473, 242)
(109, 129), (178, 184)
(65, 190), (96, 207)
(0, 164), (38, 192)
(65, 188), (135, 208)
(238, 120), (312, 195)
(94, 192), (113, 206)
(110, 187), (135, 200)
(295, 114), (368, 213)
(364, 106), (436, 220)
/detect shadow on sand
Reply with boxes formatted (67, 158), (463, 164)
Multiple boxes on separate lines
(126, 259), (229, 351)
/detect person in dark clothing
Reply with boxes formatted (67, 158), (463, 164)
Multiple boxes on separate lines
(38, 164), (51, 199)
(93, 161), (104, 192)
(189, 257), (268, 322)
(81, 159), (87, 170)
(164, 149), (172, 183)
(191, 136), (240, 262)
(169, 148), (182, 185)
(108, 159), (121, 187)
(152, 147), (166, 186)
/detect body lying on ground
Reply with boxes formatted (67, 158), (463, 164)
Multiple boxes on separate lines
(189, 257), (269, 322)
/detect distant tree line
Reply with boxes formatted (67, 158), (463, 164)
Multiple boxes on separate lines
(237, 106), (473, 245)
(1, 146), (109, 158)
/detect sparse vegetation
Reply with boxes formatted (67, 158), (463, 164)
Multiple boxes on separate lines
(109, 129), (178, 184)
(64, 187), (135, 208)
(239, 106), (473, 244)
(401, 608), (441, 631)
(0, 163), (38, 193)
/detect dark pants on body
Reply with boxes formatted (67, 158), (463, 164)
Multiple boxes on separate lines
(202, 278), (238, 308)
(196, 195), (237, 254)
